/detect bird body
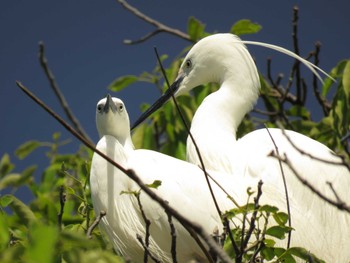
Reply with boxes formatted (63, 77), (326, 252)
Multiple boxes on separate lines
(132, 33), (350, 262)
(91, 96), (262, 262)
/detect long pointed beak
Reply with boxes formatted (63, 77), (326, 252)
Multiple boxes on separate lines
(131, 76), (184, 130)
(104, 94), (117, 113)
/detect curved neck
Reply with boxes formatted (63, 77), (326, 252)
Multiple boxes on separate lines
(190, 42), (260, 140)
(191, 78), (259, 141)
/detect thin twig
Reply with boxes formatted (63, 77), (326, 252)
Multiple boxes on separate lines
(87, 210), (107, 239)
(116, 0), (191, 44)
(267, 58), (277, 89)
(242, 181), (263, 254)
(38, 42), (93, 144)
(166, 211), (178, 263)
(57, 185), (66, 230)
(135, 192), (151, 263)
(136, 234), (161, 263)
(312, 42), (331, 116)
(276, 122), (350, 171)
(270, 152), (350, 213)
(291, 6), (303, 105)
(264, 125), (292, 248)
(326, 181), (342, 203)
(16, 81), (233, 263)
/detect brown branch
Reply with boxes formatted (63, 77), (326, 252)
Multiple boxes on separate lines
(38, 42), (93, 144)
(87, 210), (107, 239)
(311, 42), (331, 116)
(135, 192), (151, 262)
(291, 6), (303, 105)
(264, 126), (292, 247)
(16, 81), (233, 263)
(116, 0), (192, 44)
(136, 234), (161, 263)
(241, 181), (263, 255)
(270, 152), (350, 213)
(165, 210), (178, 263)
(277, 122), (350, 171)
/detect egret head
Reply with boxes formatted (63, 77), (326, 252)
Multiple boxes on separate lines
(131, 33), (259, 129)
(96, 94), (130, 142)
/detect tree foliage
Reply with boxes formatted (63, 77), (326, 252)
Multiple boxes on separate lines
(2, 6), (349, 263)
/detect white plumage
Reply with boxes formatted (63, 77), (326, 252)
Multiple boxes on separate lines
(132, 33), (350, 262)
(91, 95), (264, 262)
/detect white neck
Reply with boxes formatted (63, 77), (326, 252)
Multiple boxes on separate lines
(191, 77), (259, 142)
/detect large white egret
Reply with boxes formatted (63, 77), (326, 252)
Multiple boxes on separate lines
(91, 95), (266, 262)
(131, 34), (350, 262)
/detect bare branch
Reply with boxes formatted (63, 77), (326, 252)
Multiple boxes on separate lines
(136, 234), (160, 263)
(311, 42), (331, 116)
(165, 211), (178, 263)
(16, 81), (233, 263)
(87, 210), (107, 239)
(264, 126), (292, 247)
(38, 42), (93, 144)
(276, 122), (350, 171)
(291, 6), (303, 105)
(124, 29), (163, 45)
(270, 152), (350, 213)
(135, 192), (151, 262)
(116, 0), (192, 44)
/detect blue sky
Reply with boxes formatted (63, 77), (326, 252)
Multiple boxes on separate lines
(1, 1), (349, 199)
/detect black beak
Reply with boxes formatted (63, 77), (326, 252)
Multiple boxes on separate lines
(104, 94), (117, 113)
(131, 76), (184, 130)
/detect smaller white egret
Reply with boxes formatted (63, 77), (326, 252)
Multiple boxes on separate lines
(90, 95), (262, 262)
(131, 33), (350, 262)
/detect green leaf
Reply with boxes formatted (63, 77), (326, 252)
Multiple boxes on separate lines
(15, 141), (41, 160)
(23, 224), (59, 263)
(273, 211), (289, 225)
(259, 204), (279, 214)
(187, 16), (205, 41)
(0, 154), (15, 178)
(342, 60), (350, 101)
(322, 60), (348, 97)
(261, 246), (275, 260)
(0, 173), (22, 190)
(263, 238), (276, 247)
(266, 225), (291, 239)
(0, 213), (10, 250)
(145, 180), (162, 189)
(7, 195), (37, 226)
(108, 75), (138, 92)
(0, 194), (14, 207)
(0, 165), (36, 190)
(230, 19), (262, 36)
(288, 247), (325, 262)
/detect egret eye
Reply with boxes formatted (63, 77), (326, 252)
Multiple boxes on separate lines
(118, 103), (124, 112)
(97, 104), (103, 112)
(185, 59), (192, 69)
